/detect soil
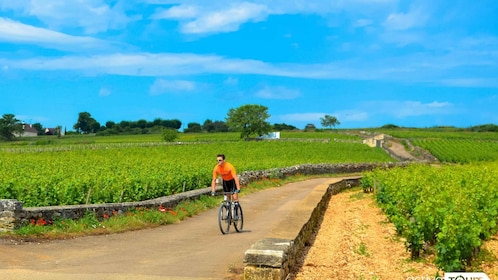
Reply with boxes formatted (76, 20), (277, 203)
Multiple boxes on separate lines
(290, 188), (498, 280)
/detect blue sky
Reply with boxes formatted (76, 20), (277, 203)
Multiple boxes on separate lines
(1, 0), (497, 131)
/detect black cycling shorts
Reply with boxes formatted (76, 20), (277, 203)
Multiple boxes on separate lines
(222, 179), (237, 193)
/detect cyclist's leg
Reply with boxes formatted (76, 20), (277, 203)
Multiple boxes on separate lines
(226, 179), (240, 219)
(222, 180), (231, 199)
(225, 179), (238, 201)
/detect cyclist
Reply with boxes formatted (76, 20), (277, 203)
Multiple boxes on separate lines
(211, 154), (241, 204)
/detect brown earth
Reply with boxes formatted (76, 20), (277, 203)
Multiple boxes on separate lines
(291, 188), (498, 280)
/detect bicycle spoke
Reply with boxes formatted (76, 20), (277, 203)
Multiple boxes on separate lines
(234, 204), (244, 232)
(218, 204), (231, 234)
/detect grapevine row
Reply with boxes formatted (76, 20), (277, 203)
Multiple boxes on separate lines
(362, 163), (498, 271)
(0, 140), (391, 207)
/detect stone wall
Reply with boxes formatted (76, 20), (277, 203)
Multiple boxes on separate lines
(243, 177), (361, 280)
(0, 187), (212, 232)
(0, 162), (408, 232)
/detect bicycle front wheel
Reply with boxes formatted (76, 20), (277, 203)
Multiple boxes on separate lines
(233, 204), (244, 232)
(218, 204), (231, 234)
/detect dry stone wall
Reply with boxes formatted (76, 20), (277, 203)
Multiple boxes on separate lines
(243, 177), (362, 280)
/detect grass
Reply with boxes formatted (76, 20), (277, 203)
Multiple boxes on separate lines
(0, 173), (340, 241)
(8, 195), (219, 241)
(356, 242), (370, 257)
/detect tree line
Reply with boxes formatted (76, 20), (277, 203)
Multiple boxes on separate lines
(1, 104), (343, 141)
(75, 105), (304, 138)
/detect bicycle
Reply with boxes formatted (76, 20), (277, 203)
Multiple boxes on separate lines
(216, 192), (244, 234)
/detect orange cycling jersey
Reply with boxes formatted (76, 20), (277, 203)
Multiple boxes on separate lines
(213, 162), (236, 181)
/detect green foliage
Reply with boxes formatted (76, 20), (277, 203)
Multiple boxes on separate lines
(273, 123), (297, 131)
(320, 115), (340, 128)
(73, 112), (100, 134)
(184, 122), (202, 133)
(0, 138), (392, 207)
(381, 124), (399, 129)
(12, 197), (220, 238)
(363, 163), (498, 271)
(304, 123), (316, 132)
(226, 104), (272, 138)
(469, 123), (498, 132)
(0, 114), (23, 141)
(202, 119), (228, 133)
(162, 128), (179, 142)
(413, 139), (498, 163)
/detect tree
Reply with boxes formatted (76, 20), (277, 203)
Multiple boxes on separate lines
(202, 119), (228, 133)
(162, 128), (178, 142)
(137, 119), (147, 129)
(32, 122), (44, 135)
(273, 123), (297, 131)
(226, 104), (272, 139)
(184, 122), (202, 133)
(0, 114), (23, 141)
(105, 121), (116, 129)
(73, 112), (100, 134)
(161, 119), (182, 130)
(55, 125), (63, 138)
(304, 123), (316, 132)
(320, 115), (340, 129)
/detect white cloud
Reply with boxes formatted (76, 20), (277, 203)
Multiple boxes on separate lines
(353, 19), (373, 28)
(441, 78), (498, 88)
(150, 79), (197, 95)
(182, 2), (268, 34)
(276, 113), (324, 122)
(255, 86), (300, 99)
(0, 17), (115, 51)
(152, 2), (268, 34)
(384, 4), (429, 31)
(3, 50), (497, 89)
(335, 110), (369, 122)
(152, 5), (200, 19)
(364, 100), (454, 118)
(275, 110), (368, 126)
(99, 87), (111, 96)
(1, 0), (135, 34)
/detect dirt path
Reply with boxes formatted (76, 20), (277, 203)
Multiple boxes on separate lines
(0, 178), (331, 280)
(386, 140), (418, 161)
(291, 188), (498, 280)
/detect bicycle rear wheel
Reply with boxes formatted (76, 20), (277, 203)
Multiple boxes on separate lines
(233, 204), (244, 232)
(218, 204), (231, 234)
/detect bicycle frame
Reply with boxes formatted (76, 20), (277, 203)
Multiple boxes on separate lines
(216, 191), (243, 234)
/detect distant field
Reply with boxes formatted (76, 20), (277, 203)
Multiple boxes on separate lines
(1, 129), (497, 207)
(0, 131), (387, 207)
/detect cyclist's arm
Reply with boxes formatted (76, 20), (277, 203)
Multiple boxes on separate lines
(234, 175), (241, 191)
(230, 167), (241, 191)
(211, 168), (218, 193)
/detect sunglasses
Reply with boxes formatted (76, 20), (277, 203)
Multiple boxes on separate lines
(217, 159), (223, 162)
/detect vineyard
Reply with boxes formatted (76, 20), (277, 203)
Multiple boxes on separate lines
(359, 128), (498, 271)
(2, 128), (498, 272)
(361, 163), (498, 271)
(0, 134), (390, 207)
(412, 138), (498, 163)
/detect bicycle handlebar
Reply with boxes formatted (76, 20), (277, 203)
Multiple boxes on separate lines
(211, 190), (240, 195)
(211, 191), (238, 196)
